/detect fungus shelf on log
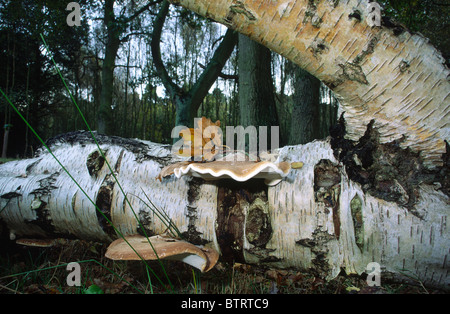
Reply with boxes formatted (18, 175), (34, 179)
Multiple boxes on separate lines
(158, 160), (291, 186)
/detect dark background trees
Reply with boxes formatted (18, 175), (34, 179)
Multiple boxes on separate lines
(0, 0), (447, 158)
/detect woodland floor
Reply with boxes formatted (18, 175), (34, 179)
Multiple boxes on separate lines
(0, 238), (443, 295)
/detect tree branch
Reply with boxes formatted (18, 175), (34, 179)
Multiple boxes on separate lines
(150, 0), (182, 99)
(125, 0), (164, 23)
(120, 31), (151, 42)
(187, 28), (238, 113)
(198, 63), (238, 82)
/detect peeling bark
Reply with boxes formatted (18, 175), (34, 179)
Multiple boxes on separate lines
(314, 159), (341, 239)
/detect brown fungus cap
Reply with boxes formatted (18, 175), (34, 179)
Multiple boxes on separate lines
(105, 235), (219, 272)
(16, 238), (55, 248)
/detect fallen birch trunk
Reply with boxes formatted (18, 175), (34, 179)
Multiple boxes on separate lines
(0, 130), (448, 289)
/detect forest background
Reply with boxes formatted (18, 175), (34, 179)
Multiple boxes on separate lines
(1, 0), (448, 159)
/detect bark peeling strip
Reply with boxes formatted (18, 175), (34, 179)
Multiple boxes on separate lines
(245, 198), (272, 247)
(296, 228), (336, 278)
(303, 0), (322, 27)
(137, 209), (154, 237)
(350, 193), (364, 252)
(224, 0), (256, 26)
(1, 191), (22, 200)
(27, 172), (60, 235)
(313, 159), (341, 239)
(309, 38), (330, 61)
(330, 117), (450, 216)
(29, 197), (56, 235)
(353, 36), (379, 65)
(86, 150), (106, 177)
(95, 174), (116, 237)
(338, 62), (369, 85)
(44, 131), (173, 165)
(182, 177), (207, 245)
(216, 179), (271, 263)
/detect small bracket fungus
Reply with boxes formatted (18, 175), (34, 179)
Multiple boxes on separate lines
(159, 160), (291, 186)
(16, 238), (56, 248)
(105, 235), (219, 272)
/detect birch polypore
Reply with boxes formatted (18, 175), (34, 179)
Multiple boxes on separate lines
(105, 234), (219, 272)
(0, 132), (448, 289)
(168, 0), (449, 169)
(160, 160), (291, 186)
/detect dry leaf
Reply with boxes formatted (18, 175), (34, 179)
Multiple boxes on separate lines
(174, 117), (222, 160)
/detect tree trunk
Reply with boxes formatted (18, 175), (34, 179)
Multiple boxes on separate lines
(0, 131), (448, 289)
(1, 126), (10, 159)
(168, 0), (449, 169)
(288, 67), (321, 145)
(238, 34), (279, 146)
(98, 0), (159, 135)
(98, 0), (121, 135)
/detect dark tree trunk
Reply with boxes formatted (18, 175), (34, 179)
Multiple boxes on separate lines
(238, 34), (279, 147)
(98, 0), (120, 135)
(288, 67), (321, 145)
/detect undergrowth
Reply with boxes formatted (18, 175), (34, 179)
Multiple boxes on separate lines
(0, 238), (436, 294)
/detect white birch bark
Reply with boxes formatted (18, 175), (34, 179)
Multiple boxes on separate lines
(0, 133), (448, 289)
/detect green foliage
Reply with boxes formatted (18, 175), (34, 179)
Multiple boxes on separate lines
(0, 0), (92, 156)
(84, 284), (104, 294)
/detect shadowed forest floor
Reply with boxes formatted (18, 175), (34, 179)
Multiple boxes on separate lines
(0, 238), (443, 294)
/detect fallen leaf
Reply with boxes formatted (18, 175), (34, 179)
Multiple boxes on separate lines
(174, 117), (222, 160)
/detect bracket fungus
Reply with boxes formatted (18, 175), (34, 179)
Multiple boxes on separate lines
(16, 238), (56, 248)
(105, 235), (219, 272)
(159, 160), (291, 186)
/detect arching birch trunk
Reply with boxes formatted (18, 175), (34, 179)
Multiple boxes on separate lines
(168, 0), (449, 169)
